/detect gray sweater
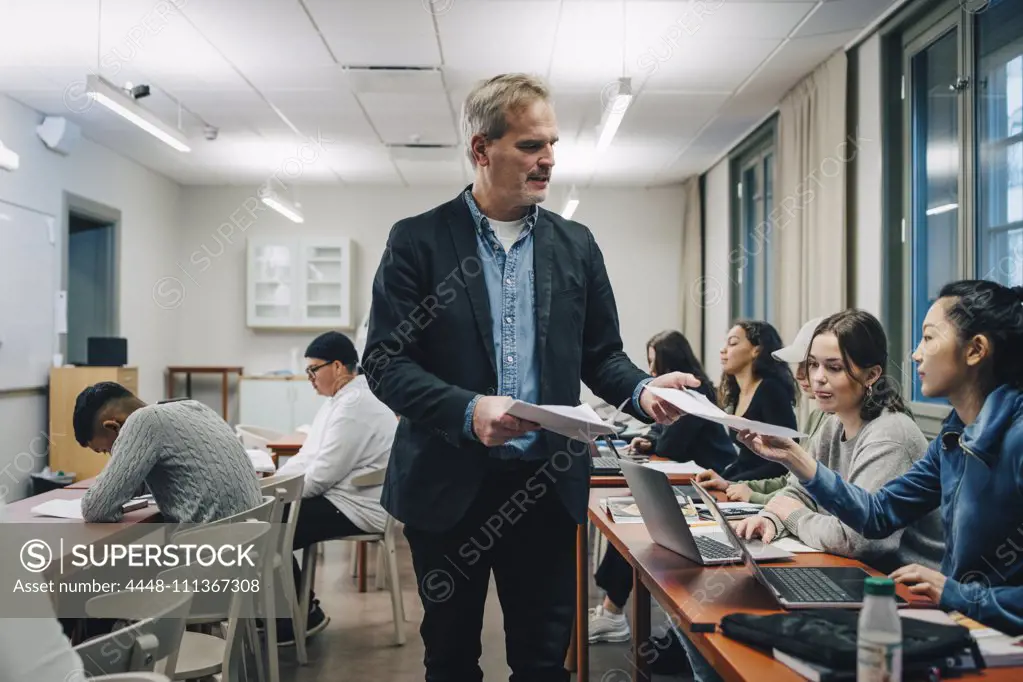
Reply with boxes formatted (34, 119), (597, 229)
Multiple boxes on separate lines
(763, 411), (945, 573)
(81, 400), (263, 523)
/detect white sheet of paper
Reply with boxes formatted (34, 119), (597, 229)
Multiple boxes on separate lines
(506, 401), (617, 440)
(645, 386), (806, 439)
(771, 537), (824, 553)
(31, 498), (83, 520)
(246, 448), (277, 473)
(641, 460), (706, 475)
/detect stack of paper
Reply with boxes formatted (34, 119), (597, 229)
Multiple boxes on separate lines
(505, 400), (617, 440)
(642, 460), (706, 475)
(31, 498), (84, 520)
(246, 448), (277, 474)
(645, 386), (807, 439)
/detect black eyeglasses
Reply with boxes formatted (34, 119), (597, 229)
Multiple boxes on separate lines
(305, 361), (333, 378)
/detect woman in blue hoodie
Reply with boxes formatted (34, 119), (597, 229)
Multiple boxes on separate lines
(737, 279), (1023, 635)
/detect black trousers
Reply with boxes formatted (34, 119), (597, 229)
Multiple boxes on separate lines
(403, 459), (578, 682)
(289, 495), (365, 611)
(594, 544), (632, 610)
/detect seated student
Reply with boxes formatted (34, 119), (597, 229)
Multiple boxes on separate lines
(590, 331), (735, 673)
(698, 317), (828, 504)
(74, 382), (262, 523)
(738, 280), (1023, 635)
(731, 309), (945, 572)
(274, 331), (396, 646)
(717, 320), (798, 481)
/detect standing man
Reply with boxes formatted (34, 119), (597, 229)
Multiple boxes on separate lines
(362, 73), (698, 681)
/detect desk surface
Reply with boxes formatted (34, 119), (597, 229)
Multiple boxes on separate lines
(166, 365), (244, 373)
(5, 488), (161, 525)
(587, 488), (1019, 682)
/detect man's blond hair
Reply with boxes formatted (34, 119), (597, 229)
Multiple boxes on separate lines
(461, 73), (552, 166)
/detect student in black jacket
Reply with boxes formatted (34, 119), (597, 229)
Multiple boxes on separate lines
(590, 330), (736, 653)
(717, 320), (798, 481)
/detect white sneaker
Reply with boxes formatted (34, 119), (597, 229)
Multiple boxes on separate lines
(588, 604), (631, 643)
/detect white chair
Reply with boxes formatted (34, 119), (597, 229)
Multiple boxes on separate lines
(74, 589), (193, 678)
(158, 521), (273, 682)
(299, 468), (406, 646)
(236, 425), (286, 451)
(259, 472), (310, 666)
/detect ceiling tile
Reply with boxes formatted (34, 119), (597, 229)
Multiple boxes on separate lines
(359, 92), (457, 145)
(796, 0), (896, 39)
(304, 0), (441, 66)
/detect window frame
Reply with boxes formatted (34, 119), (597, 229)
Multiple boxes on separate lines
(729, 120), (778, 323)
(880, 0), (1018, 435)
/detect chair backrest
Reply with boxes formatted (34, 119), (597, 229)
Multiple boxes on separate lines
(259, 472), (304, 555)
(205, 494), (276, 527)
(88, 675), (171, 682)
(235, 425), (285, 450)
(83, 589), (193, 677)
(351, 467), (386, 488)
(157, 521), (271, 622)
(73, 619), (161, 676)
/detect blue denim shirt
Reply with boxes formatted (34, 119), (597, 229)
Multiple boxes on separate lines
(459, 189), (650, 459)
(802, 384), (1023, 635)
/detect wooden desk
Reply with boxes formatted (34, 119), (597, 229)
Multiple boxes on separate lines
(166, 365), (243, 421)
(4, 487), (161, 526)
(267, 432), (306, 464)
(584, 488), (1020, 681)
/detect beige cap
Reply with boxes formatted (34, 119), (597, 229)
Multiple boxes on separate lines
(772, 317), (825, 363)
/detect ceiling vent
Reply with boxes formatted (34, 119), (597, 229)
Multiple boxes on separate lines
(386, 143), (460, 162)
(344, 66), (443, 94)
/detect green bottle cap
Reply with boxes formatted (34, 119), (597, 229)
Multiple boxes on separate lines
(864, 577), (895, 596)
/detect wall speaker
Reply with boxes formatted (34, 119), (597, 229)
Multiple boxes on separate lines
(36, 116), (81, 156)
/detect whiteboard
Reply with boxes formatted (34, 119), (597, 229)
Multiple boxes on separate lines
(0, 201), (58, 391)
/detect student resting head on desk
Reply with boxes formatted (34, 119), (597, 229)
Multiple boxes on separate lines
(739, 279), (1023, 636)
(73, 382), (262, 523)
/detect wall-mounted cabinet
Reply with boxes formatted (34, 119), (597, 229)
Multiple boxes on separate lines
(247, 237), (353, 330)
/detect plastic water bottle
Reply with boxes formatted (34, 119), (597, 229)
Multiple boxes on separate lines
(857, 577), (902, 681)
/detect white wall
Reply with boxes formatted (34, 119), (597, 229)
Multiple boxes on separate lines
(174, 184), (686, 410)
(854, 33), (884, 318)
(702, 158), (732, 383)
(0, 93), (180, 500)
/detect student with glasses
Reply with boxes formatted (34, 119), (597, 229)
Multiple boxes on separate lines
(275, 331), (397, 646)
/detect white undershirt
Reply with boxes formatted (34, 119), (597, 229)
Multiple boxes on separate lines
(489, 217), (527, 252)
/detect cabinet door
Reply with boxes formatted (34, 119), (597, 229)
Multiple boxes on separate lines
(248, 238), (298, 327)
(290, 381), (327, 431)
(239, 379), (294, 434)
(299, 238), (352, 329)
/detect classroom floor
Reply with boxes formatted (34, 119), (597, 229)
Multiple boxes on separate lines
(280, 532), (689, 681)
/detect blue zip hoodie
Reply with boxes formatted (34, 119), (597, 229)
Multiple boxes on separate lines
(801, 384), (1023, 635)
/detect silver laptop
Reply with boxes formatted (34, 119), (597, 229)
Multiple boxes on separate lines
(692, 483), (903, 609)
(618, 460), (792, 566)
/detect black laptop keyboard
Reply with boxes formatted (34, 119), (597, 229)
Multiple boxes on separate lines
(592, 457), (621, 472)
(763, 568), (857, 603)
(694, 535), (742, 560)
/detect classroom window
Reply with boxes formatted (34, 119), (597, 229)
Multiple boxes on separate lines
(730, 127), (777, 323)
(885, 0), (1023, 417)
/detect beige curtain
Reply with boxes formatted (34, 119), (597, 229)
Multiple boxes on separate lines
(679, 176), (704, 360)
(775, 50), (848, 425)
(775, 50), (848, 347)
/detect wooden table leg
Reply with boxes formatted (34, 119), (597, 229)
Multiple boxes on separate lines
(357, 541), (367, 593)
(221, 370), (229, 421)
(632, 567), (651, 681)
(576, 522), (588, 680)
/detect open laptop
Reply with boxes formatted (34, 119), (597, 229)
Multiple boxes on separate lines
(590, 436), (634, 475)
(618, 459), (792, 566)
(692, 483), (905, 609)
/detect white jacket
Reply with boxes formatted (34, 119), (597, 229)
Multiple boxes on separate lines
(276, 374), (396, 533)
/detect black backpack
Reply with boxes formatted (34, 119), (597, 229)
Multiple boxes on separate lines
(719, 610), (984, 679)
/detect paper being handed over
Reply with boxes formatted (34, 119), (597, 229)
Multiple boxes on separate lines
(505, 400), (618, 441)
(644, 386), (806, 439)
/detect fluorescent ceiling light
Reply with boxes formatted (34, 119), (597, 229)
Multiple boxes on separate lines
(562, 187), (579, 219)
(86, 75), (191, 152)
(926, 203), (958, 216)
(259, 189), (304, 224)
(596, 77), (633, 153)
